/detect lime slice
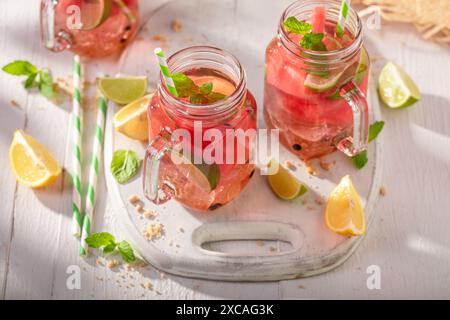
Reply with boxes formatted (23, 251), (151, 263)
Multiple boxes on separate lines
(354, 48), (369, 85)
(172, 152), (220, 192)
(304, 70), (345, 93)
(378, 62), (421, 109)
(99, 76), (148, 105)
(80, 0), (112, 31)
(267, 160), (307, 200)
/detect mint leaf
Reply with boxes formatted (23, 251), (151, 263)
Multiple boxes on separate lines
(207, 92), (227, 103)
(301, 33), (326, 51)
(190, 94), (208, 104)
(173, 73), (197, 98)
(2, 60), (37, 76)
(110, 150), (141, 184)
(351, 121), (385, 169)
(118, 240), (136, 263)
(3, 60), (54, 99)
(85, 232), (116, 248)
(24, 73), (38, 89)
(103, 241), (117, 254)
(369, 121), (385, 142)
(352, 150), (368, 169)
(200, 82), (213, 95)
(283, 17), (312, 35)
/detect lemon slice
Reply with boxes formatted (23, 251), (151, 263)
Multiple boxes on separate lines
(99, 76), (147, 105)
(113, 94), (153, 141)
(9, 130), (61, 188)
(267, 160), (307, 200)
(378, 62), (421, 109)
(325, 175), (365, 236)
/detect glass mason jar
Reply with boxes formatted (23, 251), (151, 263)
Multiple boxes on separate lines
(264, 0), (370, 160)
(40, 0), (140, 58)
(144, 46), (257, 212)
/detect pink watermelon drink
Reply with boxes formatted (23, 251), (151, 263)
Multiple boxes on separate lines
(264, 2), (370, 160)
(41, 0), (140, 58)
(146, 47), (257, 212)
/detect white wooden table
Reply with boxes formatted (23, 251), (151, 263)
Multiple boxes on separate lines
(1, 0), (449, 300)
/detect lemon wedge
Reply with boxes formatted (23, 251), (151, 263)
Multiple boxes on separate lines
(113, 94), (153, 141)
(325, 175), (365, 236)
(9, 130), (61, 188)
(267, 160), (307, 200)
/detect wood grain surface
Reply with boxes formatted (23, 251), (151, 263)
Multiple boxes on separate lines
(0, 0), (449, 299)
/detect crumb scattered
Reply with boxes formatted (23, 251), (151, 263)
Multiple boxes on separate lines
(269, 246), (277, 252)
(10, 100), (20, 108)
(143, 223), (163, 241)
(96, 258), (104, 266)
(177, 226), (184, 233)
(168, 238), (175, 247)
(160, 272), (165, 279)
(297, 284), (305, 289)
(306, 205), (315, 211)
(304, 161), (318, 176)
(379, 186), (387, 196)
(152, 34), (167, 42)
(128, 194), (140, 206)
(55, 76), (74, 96)
(315, 197), (325, 205)
(107, 259), (120, 269)
(255, 240), (264, 247)
(171, 19), (183, 33)
(144, 281), (153, 290)
(319, 159), (335, 171)
(285, 161), (297, 171)
(135, 204), (144, 214)
(143, 210), (156, 219)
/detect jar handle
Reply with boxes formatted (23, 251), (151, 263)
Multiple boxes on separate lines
(336, 81), (369, 156)
(40, 0), (72, 52)
(143, 128), (175, 204)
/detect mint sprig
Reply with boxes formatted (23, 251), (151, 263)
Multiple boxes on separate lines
(85, 232), (137, 263)
(2, 60), (54, 98)
(352, 121), (385, 169)
(172, 72), (226, 104)
(284, 17), (326, 51)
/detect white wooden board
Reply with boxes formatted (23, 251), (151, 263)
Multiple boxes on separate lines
(104, 0), (382, 281)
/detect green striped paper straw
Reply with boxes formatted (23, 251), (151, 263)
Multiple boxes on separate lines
(79, 94), (108, 256)
(154, 48), (179, 97)
(115, 0), (136, 23)
(71, 55), (83, 238)
(336, 0), (351, 37)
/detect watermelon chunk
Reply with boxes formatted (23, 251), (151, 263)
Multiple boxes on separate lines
(311, 6), (326, 34)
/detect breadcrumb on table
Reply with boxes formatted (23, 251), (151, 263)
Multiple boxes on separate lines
(143, 223), (163, 241)
(171, 19), (183, 33)
(380, 186), (387, 196)
(107, 260), (120, 269)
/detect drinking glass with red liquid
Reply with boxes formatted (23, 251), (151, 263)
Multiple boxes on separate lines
(264, 0), (370, 160)
(143, 47), (257, 212)
(40, 0), (140, 58)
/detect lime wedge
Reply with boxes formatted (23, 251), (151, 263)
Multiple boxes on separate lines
(80, 0), (112, 31)
(378, 62), (421, 109)
(99, 76), (147, 105)
(304, 70), (345, 93)
(172, 152), (220, 192)
(267, 160), (307, 200)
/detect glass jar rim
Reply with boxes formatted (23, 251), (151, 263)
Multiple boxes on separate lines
(278, 0), (363, 64)
(158, 46), (247, 117)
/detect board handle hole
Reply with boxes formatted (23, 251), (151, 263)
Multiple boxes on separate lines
(192, 222), (304, 257)
(201, 239), (294, 255)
